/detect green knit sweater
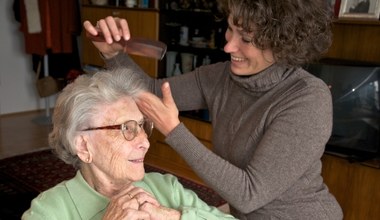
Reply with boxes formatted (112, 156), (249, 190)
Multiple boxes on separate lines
(23, 171), (236, 220)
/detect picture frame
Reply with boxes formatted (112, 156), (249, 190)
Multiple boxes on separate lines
(339, 0), (380, 19)
(327, 0), (342, 17)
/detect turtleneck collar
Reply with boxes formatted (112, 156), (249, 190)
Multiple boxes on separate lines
(229, 63), (294, 93)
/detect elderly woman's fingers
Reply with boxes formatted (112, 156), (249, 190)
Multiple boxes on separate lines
(111, 185), (159, 208)
(103, 194), (143, 220)
(133, 191), (160, 207)
(103, 204), (151, 220)
(125, 187), (160, 207)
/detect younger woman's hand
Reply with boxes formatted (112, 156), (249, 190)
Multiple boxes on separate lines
(83, 16), (130, 58)
(136, 82), (180, 136)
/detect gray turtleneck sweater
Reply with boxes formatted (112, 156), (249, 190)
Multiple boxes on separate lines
(106, 53), (343, 219)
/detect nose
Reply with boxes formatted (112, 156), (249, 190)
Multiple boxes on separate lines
(135, 128), (150, 150)
(141, 139), (150, 150)
(224, 31), (239, 53)
(135, 134), (150, 151)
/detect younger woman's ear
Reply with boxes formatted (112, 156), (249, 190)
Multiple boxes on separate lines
(75, 135), (92, 163)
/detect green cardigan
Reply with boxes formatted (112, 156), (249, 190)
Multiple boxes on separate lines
(22, 171), (235, 220)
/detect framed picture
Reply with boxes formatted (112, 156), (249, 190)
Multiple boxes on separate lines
(339, 0), (380, 19)
(328, 0), (342, 17)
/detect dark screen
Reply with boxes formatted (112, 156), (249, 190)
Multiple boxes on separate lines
(305, 64), (380, 160)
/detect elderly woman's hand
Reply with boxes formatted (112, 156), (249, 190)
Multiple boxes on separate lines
(102, 197), (149, 220)
(139, 203), (181, 220)
(127, 186), (160, 207)
(121, 185), (180, 220)
(102, 185), (160, 220)
(83, 16), (130, 59)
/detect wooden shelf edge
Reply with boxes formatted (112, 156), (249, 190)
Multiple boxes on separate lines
(333, 18), (380, 26)
(82, 4), (159, 12)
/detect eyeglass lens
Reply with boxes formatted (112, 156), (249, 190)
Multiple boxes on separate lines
(122, 120), (153, 141)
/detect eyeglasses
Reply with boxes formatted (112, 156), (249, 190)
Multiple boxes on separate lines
(82, 119), (154, 141)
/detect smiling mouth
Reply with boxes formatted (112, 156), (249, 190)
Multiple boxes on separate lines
(231, 55), (245, 62)
(129, 159), (144, 163)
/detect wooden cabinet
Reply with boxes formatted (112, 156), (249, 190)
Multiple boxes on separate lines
(81, 5), (159, 77)
(323, 20), (380, 64)
(321, 154), (380, 220)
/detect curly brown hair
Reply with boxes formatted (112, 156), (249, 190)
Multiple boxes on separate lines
(218, 0), (333, 67)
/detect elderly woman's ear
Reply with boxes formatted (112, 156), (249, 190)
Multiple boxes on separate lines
(75, 135), (92, 164)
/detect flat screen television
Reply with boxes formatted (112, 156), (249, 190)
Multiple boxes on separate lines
(304, 63), (380, 161)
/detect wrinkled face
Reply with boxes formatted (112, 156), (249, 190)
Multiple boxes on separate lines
(86, 97), (150, 184)
(224, 15), (275, 75)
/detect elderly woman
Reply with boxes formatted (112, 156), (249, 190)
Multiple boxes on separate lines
(22, 68), (236, 220)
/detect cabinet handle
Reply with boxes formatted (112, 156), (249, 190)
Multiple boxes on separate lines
(112, 11), (121, 16)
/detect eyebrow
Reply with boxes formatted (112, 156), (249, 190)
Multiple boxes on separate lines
(137, 118), (145, 124)
(102, 117), (144, 127)
(227, 19), (248, 36)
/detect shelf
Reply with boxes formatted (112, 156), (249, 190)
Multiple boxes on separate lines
(160, 8), (214, 14)
(82, 4), (159, 12)
(180, 110), (211, 123)
(158, 3), (228, 78)
(333, 18), (380, 26)
(166, 44), (224, 53)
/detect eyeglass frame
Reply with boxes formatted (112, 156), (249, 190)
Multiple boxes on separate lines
(81, 118), (154, 141)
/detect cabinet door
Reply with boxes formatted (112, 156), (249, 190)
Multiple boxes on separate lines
(81, 7), (159, 77)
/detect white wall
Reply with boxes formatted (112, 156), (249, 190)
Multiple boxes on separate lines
(0, 0), (56, 115)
